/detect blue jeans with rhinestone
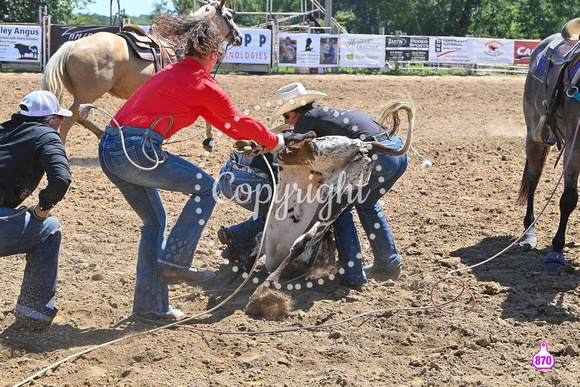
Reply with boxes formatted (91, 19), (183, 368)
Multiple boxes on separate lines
(337, 135), (408, 285)
(0, 207), (61, 322)
(99, 125), (218, 315)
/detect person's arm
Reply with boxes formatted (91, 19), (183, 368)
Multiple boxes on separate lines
(200, 82), (282, 151)
(35, 131), (72, 216)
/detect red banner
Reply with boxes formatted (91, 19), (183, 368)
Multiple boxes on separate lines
(514, 40), (541, 65)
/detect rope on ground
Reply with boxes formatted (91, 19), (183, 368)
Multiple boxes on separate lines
(16, 118), (580, 386)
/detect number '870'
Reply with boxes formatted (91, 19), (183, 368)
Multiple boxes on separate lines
(535, 356), (553, 365)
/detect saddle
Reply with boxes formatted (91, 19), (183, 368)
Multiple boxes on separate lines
(532, 18), (580, 148)
(117, 24), (180, 73)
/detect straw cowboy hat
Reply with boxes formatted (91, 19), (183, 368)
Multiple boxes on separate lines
(269, 83), (327, 125)
(269, 123), (295, 133)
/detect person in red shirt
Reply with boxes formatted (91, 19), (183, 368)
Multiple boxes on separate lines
(98, 14), (284, 322)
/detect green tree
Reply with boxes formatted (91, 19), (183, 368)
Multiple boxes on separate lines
(469, 0), (578, 39)
(1, 0), (92, 24)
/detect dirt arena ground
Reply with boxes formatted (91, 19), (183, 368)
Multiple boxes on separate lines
(2, 72), (580, 386)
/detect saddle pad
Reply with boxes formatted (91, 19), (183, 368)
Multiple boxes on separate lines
(529, 47), (550, 82)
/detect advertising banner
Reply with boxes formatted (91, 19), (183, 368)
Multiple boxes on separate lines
(428, 37), (472, 64)
(278, 33), (338, 67)
(339, 34), (385, 68)
(50, 25), (120, 57)
(471, 38), (514, 64)
(225, 28), (271, 64)
(514, 40), (541, 65)
(0, 25), (41, 62)
(385, 35), (429, 62)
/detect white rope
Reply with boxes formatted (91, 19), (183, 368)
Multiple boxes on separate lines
(85, 104), (167, 171)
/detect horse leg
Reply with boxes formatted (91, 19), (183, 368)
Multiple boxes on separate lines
(202, 120), (215, 152)
(520, 134), (548, 250)
(59, 99), (102, 144)
(58, 100), (86, 145)
(77, 118), (105, 139)
(546, 166), (579, 272)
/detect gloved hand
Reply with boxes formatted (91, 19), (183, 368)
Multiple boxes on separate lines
(233, 140), (264, 158)
(27, 205), (49, 221)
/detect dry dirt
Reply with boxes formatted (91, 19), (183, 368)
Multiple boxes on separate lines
(2, 72), (580, 387)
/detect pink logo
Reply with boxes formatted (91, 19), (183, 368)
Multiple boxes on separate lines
(533, 342), (555, 369)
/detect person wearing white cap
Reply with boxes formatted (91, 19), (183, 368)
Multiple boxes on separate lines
(0, 90), (72, 329)
(270, 83), (408, 288)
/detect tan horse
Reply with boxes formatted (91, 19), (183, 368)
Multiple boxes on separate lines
(43, 0), (242, 144)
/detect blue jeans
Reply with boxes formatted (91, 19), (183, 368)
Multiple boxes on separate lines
(99, 125), (219, 315)
(0, 207), (61, 322)
(337, 136), (408, 285)
(218, 159), (272, 248)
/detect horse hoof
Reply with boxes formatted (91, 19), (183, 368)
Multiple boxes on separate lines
(519, 230), (537, 250)
(202, 138), (215, 152)
(544, 251), (566, 273)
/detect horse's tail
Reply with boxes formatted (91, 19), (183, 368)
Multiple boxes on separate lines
(517, 156), (547, 205)
(42, 40), (76, 99)
(374, 98), (415, 156)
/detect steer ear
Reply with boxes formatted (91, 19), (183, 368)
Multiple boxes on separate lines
(284, 131), (316, 148)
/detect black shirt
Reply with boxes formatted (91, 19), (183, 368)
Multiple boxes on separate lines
(0, 114), (72, 210)
(292, 106), (386, 139)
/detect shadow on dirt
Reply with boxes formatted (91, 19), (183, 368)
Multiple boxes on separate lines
(451, 235), (580, 324)
(0, 314), (141, 353)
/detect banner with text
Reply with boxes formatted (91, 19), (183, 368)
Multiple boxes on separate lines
(385, 35), (429, 62)
(225, 28), (271, 64)
(339, 34), (385, 68)
(50, 25), (121, 57)
(514, 40), (541, 65)
(471, 38), (514, 64)
(428, 37), (472, 64)
(278, 33), (338, 67)
(0, 25), (41, 62)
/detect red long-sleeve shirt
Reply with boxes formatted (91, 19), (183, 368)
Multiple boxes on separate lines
(111, 57), (279, 150)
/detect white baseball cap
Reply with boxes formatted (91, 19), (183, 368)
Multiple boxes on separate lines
(19, 90), (72, 117)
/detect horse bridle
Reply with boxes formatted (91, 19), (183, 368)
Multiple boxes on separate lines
(212, 2), (239, 46)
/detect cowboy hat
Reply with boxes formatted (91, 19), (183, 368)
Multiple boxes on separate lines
(269, 83), (327, 125)
(269, 123), (294, 133)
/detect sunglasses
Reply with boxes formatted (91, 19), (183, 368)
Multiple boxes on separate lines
(283, 113), (290, 119)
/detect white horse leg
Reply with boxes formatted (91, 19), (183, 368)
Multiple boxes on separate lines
(519, 227), (537, 251)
